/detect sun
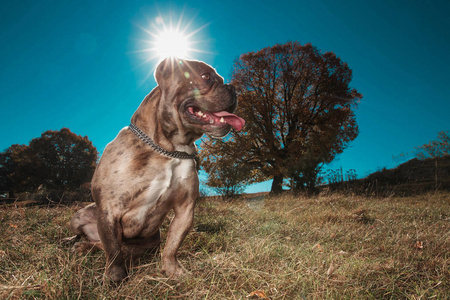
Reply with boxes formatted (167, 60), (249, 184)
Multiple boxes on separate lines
(153, 28), (190, 59)
(136, 14), (207, 63)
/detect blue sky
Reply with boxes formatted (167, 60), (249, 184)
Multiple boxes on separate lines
(1, 0), (449, 193)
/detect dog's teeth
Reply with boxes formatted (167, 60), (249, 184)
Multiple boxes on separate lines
(220, 117), (225, 123)
(209, 119), (214, 124)
(197, 111), (204, 116)
(202, 115), (207, 118)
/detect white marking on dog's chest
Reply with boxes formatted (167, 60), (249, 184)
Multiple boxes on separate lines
(127, 160), (190, 221)
(144, 159), (193, 201)
(122, 159), (195, 238)
(172, 159), (193, 181)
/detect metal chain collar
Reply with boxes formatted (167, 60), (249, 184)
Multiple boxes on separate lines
(129, 123), (196, 160)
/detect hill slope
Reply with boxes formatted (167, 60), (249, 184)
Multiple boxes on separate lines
(330, 155), (450, 196)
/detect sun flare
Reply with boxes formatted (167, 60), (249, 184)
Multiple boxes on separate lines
(136, 14), (208, 64)
(153, 28), (190, 59)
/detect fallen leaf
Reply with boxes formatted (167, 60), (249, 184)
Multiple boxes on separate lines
(312, 243), (323, 252)
(326, 263), (335, 276)
(414, 241), (424, 250)
(247, 290), (268, 299)
(10, 224), (18, 228)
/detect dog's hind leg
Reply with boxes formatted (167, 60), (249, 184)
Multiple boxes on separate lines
(70, 203), (104, 253)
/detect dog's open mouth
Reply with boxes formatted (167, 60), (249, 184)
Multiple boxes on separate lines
(187, 106), (245, 131)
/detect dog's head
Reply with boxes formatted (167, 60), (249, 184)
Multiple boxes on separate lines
(155, 58), (245, 138)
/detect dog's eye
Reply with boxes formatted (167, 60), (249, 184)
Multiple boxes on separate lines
(201, 73), (210, 81)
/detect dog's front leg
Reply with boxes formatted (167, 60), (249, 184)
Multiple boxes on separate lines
(162, 200), (195, 278)
(97, 209), (127, 284)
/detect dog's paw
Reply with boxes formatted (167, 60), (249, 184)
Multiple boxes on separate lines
(162, 260), (187, 279)
(104, 265), (128, 286)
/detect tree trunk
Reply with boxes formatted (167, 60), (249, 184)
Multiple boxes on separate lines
(291, 173), (302, 194)
(307, 179), (317, 195)
(270, 174), (284, 194)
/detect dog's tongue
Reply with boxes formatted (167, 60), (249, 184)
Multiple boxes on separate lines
(212, 111), (245, 131)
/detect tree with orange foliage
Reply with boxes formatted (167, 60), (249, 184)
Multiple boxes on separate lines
(200, 42), (362, 194)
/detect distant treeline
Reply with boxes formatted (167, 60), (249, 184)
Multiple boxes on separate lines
(0, 128), (98, 204)
(326, 155), (450, 196)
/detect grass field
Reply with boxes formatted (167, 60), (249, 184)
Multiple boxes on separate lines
(1, 192), (449, 299)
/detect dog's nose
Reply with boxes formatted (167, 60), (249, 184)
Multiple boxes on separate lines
(225, 84), (236, 94)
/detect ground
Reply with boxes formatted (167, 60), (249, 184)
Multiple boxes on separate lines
(0, 192), (449, 299)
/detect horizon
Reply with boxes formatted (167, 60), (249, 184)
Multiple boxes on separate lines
(1, 0), (449, 193)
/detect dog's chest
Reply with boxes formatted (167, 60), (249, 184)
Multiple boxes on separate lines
(172, 158), (193, 181)
(122, 158), (195, 238)
(162, 159), (192, 187)
(143, 158), (194, 204)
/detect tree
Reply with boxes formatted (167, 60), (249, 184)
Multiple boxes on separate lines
(414, 130), (450, 190)
(415, 131), (450, 159)
(200, 42), (362, 194)
(0, 128), (98, 194)
(199, 141), (251, 198)
(6, 144), (44, 193)
(28, 128), (98, 190)
(0, 146), (17, 197)
(203, 161), (247, 198)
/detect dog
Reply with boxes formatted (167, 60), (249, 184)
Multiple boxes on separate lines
(70, 57), (245, 283)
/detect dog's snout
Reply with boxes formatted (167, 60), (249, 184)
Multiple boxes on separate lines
(225, 84), (236, 94)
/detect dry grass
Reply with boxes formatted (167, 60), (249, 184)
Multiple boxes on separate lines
(0, 192), (449, 299)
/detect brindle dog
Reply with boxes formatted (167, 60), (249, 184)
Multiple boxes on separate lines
(70, 58), (244, 283)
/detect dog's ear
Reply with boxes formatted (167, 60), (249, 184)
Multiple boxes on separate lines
(155, 57), (184, 87)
